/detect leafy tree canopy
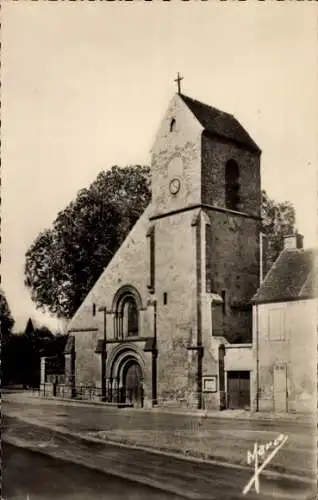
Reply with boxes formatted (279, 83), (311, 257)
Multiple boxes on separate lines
(261, 190), (297, 273)
(25, 165), (151, 319)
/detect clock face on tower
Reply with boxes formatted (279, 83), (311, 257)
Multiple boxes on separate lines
(169, 178), (181, 195)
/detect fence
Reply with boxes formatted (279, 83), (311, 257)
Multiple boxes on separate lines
(40, 382), (135, 405)
(40, 383), (73, 399)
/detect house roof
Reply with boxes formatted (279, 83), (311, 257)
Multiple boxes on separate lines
(180, 94), (261, 154)
(253, 248), (317, 304)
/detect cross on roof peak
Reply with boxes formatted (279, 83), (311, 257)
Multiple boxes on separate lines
(174, 72), (184, 94)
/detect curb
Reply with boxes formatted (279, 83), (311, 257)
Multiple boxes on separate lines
(5, 393), (314, 424)
(4, 414), (315, 486)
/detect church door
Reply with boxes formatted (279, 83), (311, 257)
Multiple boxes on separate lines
(123, 362), (143, 407)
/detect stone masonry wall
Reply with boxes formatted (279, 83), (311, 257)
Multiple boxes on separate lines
(154, 210), (197, 406)
(151, 94), (203, 217)
(68, 206), (153, 390)
(74, 330), (101, 387)
(201, 131), (261, 345)
(201, 133), (261, 217)
(205, 210), (260, 343)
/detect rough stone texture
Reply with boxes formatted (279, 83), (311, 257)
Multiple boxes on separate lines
(205, 210), (260, 343)
(154, 211), (197, 405)
(252, 299), (317, 413)
(201, 133), (261, 217)
(74, 330), (101, 387)
(201, 132), (261, 345)
(151, 94), (203, 217)
(67, 205), (154, 394)
(69, 205), (153, 333)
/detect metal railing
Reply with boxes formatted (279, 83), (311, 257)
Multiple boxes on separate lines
(40, 382), (140, 405)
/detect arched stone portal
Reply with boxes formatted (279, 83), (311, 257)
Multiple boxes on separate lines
(107, 346), (145, 407)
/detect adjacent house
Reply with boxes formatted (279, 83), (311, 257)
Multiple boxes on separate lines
(252, 235), (317, 413)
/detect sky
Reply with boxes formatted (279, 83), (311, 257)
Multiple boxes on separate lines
(2, 2), (318, 332)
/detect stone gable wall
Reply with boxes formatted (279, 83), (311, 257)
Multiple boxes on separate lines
(151, 94), (203, 216)
(69, 205), (153, 390)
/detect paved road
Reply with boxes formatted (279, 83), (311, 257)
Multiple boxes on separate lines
(3, 393), (316, 500)
(3, 394), (314, 434)
(3, 417), (314, 500)
(3, 394), (316, 478)
(3, 443), (183, 500)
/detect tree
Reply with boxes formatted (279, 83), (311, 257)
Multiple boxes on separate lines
(0, 289), (15, 341)
(261, 190), (297, 274)
(25, 165), (151, 319)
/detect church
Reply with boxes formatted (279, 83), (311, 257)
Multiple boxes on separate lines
(63, 85), (262, 410)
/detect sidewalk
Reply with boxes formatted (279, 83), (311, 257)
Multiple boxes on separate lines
(4, 389), (314, 423)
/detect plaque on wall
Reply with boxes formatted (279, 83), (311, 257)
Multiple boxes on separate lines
(203, 375), (218, 393)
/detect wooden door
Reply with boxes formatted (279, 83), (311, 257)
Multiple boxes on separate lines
(124, 362), (143, 405)
(273, 365), (287, 412)
(227, 371), (250, 409)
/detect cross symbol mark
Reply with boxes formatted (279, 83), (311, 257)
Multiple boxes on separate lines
(174, 72), (184, 94)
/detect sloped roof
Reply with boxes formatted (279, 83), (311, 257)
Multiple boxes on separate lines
(180, 94), (261, 154)
(253, 248), (317, 304)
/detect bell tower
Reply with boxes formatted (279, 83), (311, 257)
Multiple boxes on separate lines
(149, 86), (261, 409)
(150, 89), (261, 344)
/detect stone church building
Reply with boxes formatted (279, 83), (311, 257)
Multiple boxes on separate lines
(65, 91), (262, 410)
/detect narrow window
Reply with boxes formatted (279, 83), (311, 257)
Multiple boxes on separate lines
(268, 308), (285, 341)
(163, 292), (167, 305)
(92, 303), (96, 316)
(221, 290), (226, 315)
(146, 226), (155, 292)
(225, 159), (240, 211)
(122, 297), (139, 338)
(170, 118), (176, 132)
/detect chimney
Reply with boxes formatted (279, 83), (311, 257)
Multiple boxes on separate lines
(283, 233), (304, 250)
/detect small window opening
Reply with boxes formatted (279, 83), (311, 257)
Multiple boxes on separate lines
(170, 118), (176, 132)
(122, 296), (139, 338)
(221, 291), (226, 315)
(92, 303), (96, 316)
(147, 226), (155, 292)
(163, 292), (167, 305)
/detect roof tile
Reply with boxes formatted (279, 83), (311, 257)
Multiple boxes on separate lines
(253, 248), (317, 304)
